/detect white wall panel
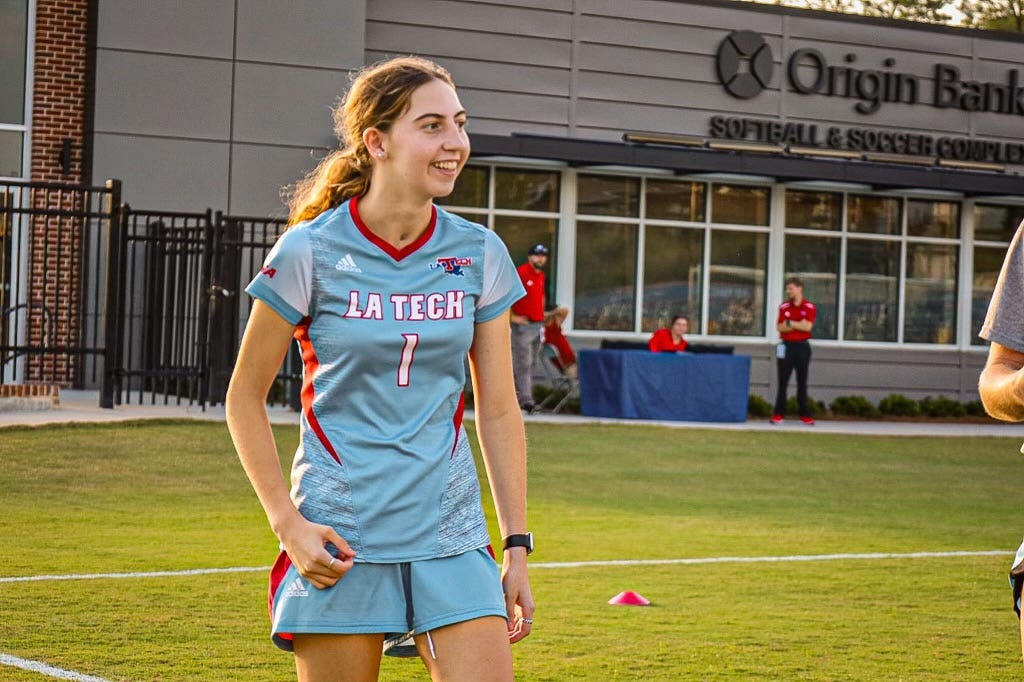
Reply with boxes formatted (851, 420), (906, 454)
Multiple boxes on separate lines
(93, 51), (232, 139)
(92, 134), (229, 211)
(96, 0), (234, 58)
(235, 0), (366, 68)
(229, 144), (321, 217)
(581, 0), (781, 33)
(365, 22), (571, 68)
(232, 63), (349, 147)
(368, 0), (571, 39)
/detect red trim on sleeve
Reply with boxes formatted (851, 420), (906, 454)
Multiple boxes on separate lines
(294, 319), (342, 465)
(350, 195), (436, 262)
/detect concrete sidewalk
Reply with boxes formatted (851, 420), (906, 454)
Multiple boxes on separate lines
(2, 389), (1023, 439)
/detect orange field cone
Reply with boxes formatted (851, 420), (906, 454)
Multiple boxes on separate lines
(608, 590), (651, 606)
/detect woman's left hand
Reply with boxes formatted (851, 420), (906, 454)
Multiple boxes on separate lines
(501, 551), (535, 643)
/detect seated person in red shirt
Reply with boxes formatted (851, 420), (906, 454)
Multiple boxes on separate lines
(543, 306), (577, 378)
(648, 316), (689, 352)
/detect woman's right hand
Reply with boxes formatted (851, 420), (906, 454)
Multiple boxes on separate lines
(277, 514), (356, 589)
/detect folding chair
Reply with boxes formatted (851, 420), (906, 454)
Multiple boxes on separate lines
(536, 343), (578, 414)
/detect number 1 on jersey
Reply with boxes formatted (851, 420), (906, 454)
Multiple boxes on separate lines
(398, 333), (419, 387)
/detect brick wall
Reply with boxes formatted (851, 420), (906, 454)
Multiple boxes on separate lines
(25, 0), (92, 384)
(30, 0), (89, 184)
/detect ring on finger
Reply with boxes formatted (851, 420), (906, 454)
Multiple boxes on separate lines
(328, 557), (336, 569)
(521, 618), (533, 624)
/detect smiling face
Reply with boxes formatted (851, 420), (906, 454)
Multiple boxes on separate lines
(371, 78), (470, 203)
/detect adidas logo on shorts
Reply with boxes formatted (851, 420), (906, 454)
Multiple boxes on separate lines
(283, 577), (308, 598)
(335, 254), (362, 273)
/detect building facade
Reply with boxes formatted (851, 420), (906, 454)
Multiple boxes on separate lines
(6, 0), (1024, 403)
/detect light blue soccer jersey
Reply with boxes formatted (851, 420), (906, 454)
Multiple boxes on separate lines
(246, 197), (525, 562)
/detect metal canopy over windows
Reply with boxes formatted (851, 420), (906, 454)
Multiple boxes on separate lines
(470, 133), (1024, 199)
(447, 134), (1024, 351)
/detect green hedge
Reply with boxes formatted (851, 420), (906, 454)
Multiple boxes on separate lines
(747, 392), (990, 420)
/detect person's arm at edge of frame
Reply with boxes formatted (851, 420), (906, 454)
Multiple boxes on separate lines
(979, 341), (1024, 422)
(468, 311), (535, 643)
(225, 300), (356, 589)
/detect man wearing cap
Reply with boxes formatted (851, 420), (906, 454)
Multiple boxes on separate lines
(510, 244), (550, 412)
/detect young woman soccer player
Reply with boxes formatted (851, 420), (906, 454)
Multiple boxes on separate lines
(226, 56), (534, 682)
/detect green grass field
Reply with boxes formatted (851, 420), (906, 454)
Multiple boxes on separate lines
(1, 419), (1023, 680)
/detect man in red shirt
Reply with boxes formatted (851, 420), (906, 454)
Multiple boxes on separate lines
(772, 276), (816, 425)
(510, 244), (549, 412)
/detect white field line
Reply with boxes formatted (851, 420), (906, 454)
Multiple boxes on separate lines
(0, 550), (1011, 584)
(530, 549), (1011, 569)
(0, 566), (267, 583)
(0, 549), (1011, 682)
(0, 653), (114, 682)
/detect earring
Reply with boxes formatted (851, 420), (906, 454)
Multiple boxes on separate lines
(377, 150), (385, 158)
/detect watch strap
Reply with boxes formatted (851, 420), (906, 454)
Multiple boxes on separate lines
(502, 532), (533, 554)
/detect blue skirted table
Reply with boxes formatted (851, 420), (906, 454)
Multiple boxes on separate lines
(577, 349), (751, 423)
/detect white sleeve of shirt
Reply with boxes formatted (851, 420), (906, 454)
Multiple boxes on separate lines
(477, 229), (527, 322)
(981, 222), (1024, 352)
(244, 226), (313, 325)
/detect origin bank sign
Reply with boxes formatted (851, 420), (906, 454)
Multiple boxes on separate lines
(716, 30), (1024, 116)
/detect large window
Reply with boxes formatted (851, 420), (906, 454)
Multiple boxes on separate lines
(449, 164), (1007, 348)
(442, 165), (561, 303)
(784, 234), (838, 339)
(574, 221), (637, 331)
(573, 174), (770, 336)
(904, 243), (957, 344)
(848, 195), (901, 235)
(845, 239), (899, 342)
(642, 224), (703, 332)
(0, 0), (29, 178)
(785, 191), (962, 344)
(707, 230), (767, 336)
(785, 190), (841, 231)
(573, 174), (639, 331)
(972, 203), (1024, 345)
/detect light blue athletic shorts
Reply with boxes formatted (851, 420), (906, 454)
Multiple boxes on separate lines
(268, 547), (506, 651)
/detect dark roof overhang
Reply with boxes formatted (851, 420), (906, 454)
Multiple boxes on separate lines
(470, 133), (1024, 198)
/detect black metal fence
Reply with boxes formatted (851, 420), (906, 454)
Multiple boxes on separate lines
(107, 207), (297, 409)
(0, 179), (121, 391)
(1, 178), (300, 410)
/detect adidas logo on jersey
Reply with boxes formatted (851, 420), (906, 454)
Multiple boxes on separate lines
(335, 254), (362, 273)
(283, 577), (308, 598)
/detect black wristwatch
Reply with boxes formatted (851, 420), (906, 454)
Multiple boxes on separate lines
(503, 532), (534, 555)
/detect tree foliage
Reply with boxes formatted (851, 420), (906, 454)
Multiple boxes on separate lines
(768, 0), (859, 12)
(762, 0), (953, 25)
(860, 0), (951, 22)
(794, 0), (859, 10)
(957, 0), (1024, 32)
(743, 0), (1024, 32)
